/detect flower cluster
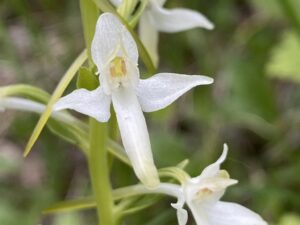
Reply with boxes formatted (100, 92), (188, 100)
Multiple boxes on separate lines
(54, 13), (213, 188)
(52, 10), (268, 224)
(0, 1), (269, 224)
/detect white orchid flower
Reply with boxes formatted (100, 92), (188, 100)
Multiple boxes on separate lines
(140, 0), (214, 66)
(111, 0), (214, 66)
(148, 145), (268, 225)
(53, 13), (213, 188)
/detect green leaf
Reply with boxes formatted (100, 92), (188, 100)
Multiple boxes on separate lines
(43, 160), (187, 215)
(267, 30), (300, 83)
(278, 214), (300, 225)
(0, 84), (50, 103)
(250, 0), (283, 19)
(80, 0), (99, 65)
(119, 196), (160, 216)
(47, 119), (89, 155)
(43, 197), (95, 214)
(76, 67), (99, 90)
(23, 50), (87, 157)
(54, 213), (82, 225)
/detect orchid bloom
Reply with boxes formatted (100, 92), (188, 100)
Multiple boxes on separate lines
(139, 0), (214, 66)
(150, 145), (268, 225)
(111, 0), (214, 66)
(54, 13), (213, 188)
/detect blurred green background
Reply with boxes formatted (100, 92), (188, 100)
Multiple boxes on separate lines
(1, 0), (300, 224)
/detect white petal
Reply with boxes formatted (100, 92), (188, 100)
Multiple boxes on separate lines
(152, 182), (187, 224)
(207, 201), (268, 225)
(148, 3), (214, 33)
(155, 0), (167, 6)
(157, 183), (183, 198)
(171, 197), (188, 225)
(137, 73), (213, 112)
(111, 86), (159, 188)
(91, 13), (138, 73)
(198, 144), (228, 179)
(139, 13), (159, 67)
(188, 203), (211, 225)
(110, 0), (122, 7)
(54, 87), (111, 122)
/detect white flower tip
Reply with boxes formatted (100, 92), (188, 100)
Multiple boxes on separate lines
(216, 143), (228, 164)
(205, 21), (215, 30)
(202, 76), (214, 84)
(194, 75), (214, 85)
(223, 143), (228, 154)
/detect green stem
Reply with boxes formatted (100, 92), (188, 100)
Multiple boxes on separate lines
(80, 0), (99, 66)
(88, 119), (114, 225)
(278, 0), (300, 38)
(80, 0), (115, 224)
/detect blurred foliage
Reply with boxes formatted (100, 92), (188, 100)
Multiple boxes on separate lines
(1, 0), (300, 225)
(267, 31), (300, 83)
(277, 214), (300, 225)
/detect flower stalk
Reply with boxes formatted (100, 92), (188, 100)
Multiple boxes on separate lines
(88, 119), (114, 225)
(80, 0), (115, 224)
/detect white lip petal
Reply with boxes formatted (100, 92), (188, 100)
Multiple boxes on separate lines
(207, 201), (268, 225)
(137, 73), (213, 112)
(54, 87), (111, 122)
(139, 13), (159, 67)
(148, 3), (214, 33)
(91, 13), (139, 73)
(111, 86), (159, 188)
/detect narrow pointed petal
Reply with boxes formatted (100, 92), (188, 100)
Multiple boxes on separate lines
(112, 87), (159, 188)
(54, 87), (111, 122)
(149, 4), (214, 33)
(91, 13), (138, 72)
(139, 13), (159, 67)
(207, 201), (268, 225)
(198, 144), (228, 179)
(137, 73), (213, 112)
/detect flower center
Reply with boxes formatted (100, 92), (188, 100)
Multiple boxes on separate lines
(196, 187), (213, 199)
(109, 56), (127, 77)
